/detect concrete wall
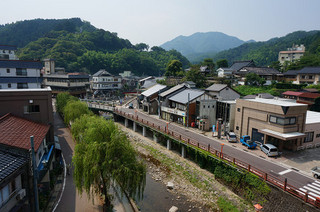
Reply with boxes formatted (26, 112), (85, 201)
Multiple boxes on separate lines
(304, 122), (320, 148)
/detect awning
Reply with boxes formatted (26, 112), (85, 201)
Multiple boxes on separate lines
(259, 129), (305, 141)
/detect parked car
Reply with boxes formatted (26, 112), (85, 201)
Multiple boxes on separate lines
(311, 166), (320, 179)
(260, 144), (279, 157)
(227, 132), (237, 143)
(240, 135), (257, 149)
(128, 103), (134, 109)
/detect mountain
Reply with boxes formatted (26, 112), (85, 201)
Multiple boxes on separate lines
(212, 30), (320, 67)
(0, 18), (96, 47)
(0, 18), (189, 76)
(160, 32), (247, 63)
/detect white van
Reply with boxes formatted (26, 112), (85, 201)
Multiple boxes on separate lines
(260, 144), (279, 157)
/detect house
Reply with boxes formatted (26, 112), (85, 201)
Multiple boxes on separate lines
(159, 84), (188, 107)
(0, 45), (18, 60)
(161, 89), (214, 127)
(217, 67), (233, 78)
(0, 88), (54, 141)
(0, 113), (57, 210)
(199, 66), (211, 75)
(0, 60), (42, 89)
(296, 67), (320, 85)
(139, 84), (167, 114)
(296, 92), (320, 108)
(138, 76), (156, 89)
(278, 44), (305, 65)
(282, 91), (304, 100)
(205, 84), (240, 100)
(304, 111), (320, 149)
(282, 70), (299, 83)
(217, 60), (255, 79)
(0, 150), (29, 211)
(91, 69), (122, 93)
(234, 98), (307, 151)
(237, 67), (281, 85)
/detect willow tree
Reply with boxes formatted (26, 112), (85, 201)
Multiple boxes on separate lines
(63, 100), (92, 125)
(72, 115), (146, 211)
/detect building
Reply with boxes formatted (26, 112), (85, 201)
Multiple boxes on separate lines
(282, 70), (299, 83)
(0, 150), (29, 211)
(217, 60), (255, 79)
(234, 98), (307, 151)
(296, 67), (320, 85)
(278, 44), (305, 65)
(91, 69), (122, 93)
(0, 45), (18, 60)
(139, 84), (167, 114)
(0, 88), (54, 141)
(0, 60), (42, 89)
(161, 89), (214, 127)
(304, 111), (320, 149)
(217, 67), (234, 78)
(205, 84), (240, 100)
(237, 67), (281, 85)
(199, 66), (211, 75)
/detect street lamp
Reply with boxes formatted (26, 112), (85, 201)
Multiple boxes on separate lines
(220, 143), (224, 159)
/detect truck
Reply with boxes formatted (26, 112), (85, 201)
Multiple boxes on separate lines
(240, 135), (257, 149)
(311, 166), (320, 179)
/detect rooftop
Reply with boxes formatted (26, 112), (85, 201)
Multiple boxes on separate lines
(282, 91), (304, 96)
(159, 84), (186, 98)
(205, 84), (227, 92)
(0, 60), (43, 69)
(243, 98), (307, 107)
(297, 67), (320, 74)
(0, 87), (52, 92)
(0, 45), (17, 51)
(298, 92), (320, 99)
(0, 114), (50, 151)
(93, 69), (115, 77)
(229, 60), (255, 72)
(306, 111), (320, 124)
(141, 84), (167, 97)
(238, 67), (280, 75)
(169, 89), (205, 104)
(0, 150), (27, 181)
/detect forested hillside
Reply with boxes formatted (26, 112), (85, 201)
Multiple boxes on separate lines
(212, 31), (320, 67)
(1, 18), (190, 76)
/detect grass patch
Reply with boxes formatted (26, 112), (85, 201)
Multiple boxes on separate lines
(217, 196), (239, 212)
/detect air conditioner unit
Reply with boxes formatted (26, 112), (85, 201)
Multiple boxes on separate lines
(16, 189), (26, 200)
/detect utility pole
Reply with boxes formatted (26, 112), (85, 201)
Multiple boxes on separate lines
(186, 93), (190, 127)
(30, 136), (39, 212)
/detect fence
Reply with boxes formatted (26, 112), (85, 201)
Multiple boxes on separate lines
(115, 109), (320, 208)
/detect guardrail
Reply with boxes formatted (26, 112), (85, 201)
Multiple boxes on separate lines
(115, 109), (320, 208)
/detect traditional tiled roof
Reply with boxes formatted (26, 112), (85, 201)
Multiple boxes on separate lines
(0, 45), (17, 51)
(159, 84), (186, 98)
(0, 114), (50, 151)
(229, 60), (255, 72)
(282, 91), (303, 96)
(92, 69), (113, 77)
(283, 70), (299, 76)
(298, 92), (320, 99)
(205, 84), (227, 92)
(0, 60), (42, 69)
(297, 67), (320, 74)
(0, 150), (27, 181)
(238, 67), (280, 75)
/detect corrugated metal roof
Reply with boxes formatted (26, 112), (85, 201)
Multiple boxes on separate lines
(169, 89), (204, 104)
(0, 60), (42, 69)
(0, 151), (27, 181)
(159, 84), (185, 97)
(141, 84), (167, 97)
(282, 91), (303, 96)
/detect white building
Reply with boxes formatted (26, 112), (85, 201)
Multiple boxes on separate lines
(0, 45), (18, 60)
(92, 69), (122, 91)
(0, 60), (42, 89)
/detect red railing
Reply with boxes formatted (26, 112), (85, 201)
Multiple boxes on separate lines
(115, 109), (320, 208)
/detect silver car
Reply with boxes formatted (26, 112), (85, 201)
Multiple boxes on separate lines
(260, 144), (279, 157)
(227, 132), (237, 143)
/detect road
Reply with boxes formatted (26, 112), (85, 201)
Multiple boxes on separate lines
(118, 107), (320, 202)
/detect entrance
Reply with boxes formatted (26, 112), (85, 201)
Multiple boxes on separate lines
(252, 128), (264, 144)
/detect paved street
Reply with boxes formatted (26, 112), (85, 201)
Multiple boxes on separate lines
(118, 107), (320, 201)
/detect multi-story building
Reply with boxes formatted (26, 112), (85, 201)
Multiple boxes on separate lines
(42, 59), (89, 97)
(296, 67), (320, 85)
(278, 44), (305, 65)
(0, 60), (42, 89)
(0, 45), (18, 60)
(234, 98), (308, 151)
(91, 70), (122, 93)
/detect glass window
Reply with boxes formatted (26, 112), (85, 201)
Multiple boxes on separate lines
(237, 108), (240, 112)
(277, 117), (285, 125)
(269, 116), (277, 123)
(304, 132), (314, 143)
(289, 117), (296, 124)
(24, 105), (40, 114)
(8, 83), (11, 88)
(6, 69), (10, 73)
(1, 185), (9, 203)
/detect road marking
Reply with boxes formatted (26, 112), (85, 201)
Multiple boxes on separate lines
(312, 182), (320, 189)
(299, 188), (317, 200)
(52, 153), (67, 212)
(278, 169), (292, 175)
(314, 180), (320, 186)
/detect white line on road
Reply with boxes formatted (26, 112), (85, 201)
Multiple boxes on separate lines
(303, 186), (320, 197)
(52, 153), (67, 212)
(278, 169), (292, 175)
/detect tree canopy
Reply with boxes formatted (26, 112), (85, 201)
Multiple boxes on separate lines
(63, 100), (92, 125)
(56, 92), (78, 114)
(245, 73), (266, 86)
(184, 65), (207, 88)
(165, 60), (184, 77)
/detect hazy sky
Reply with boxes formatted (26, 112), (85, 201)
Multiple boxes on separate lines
(1, 0), (320, 47)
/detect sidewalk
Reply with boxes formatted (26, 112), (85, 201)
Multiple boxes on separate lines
(45, 170), (65, 211)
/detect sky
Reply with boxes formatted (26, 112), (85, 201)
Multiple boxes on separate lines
(1, 0), (320, 47)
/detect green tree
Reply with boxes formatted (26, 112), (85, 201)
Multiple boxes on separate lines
(164, 60), (184, 77)
(310, 97), (320, 112)
(202, 58), (215, 71)
(135, 43), (149, 51)
(245, 73), (266, 86)
(63, 101), (92, 125)
(56, 92), (78, 114)
(72, 115), (146, 211)
(184, 65), (207, 88)
(216, 59), (229, 69)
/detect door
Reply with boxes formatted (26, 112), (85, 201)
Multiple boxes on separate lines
(252, 128), (264, 144)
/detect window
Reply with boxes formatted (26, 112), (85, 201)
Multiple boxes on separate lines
(304, 132), (314, 143)
(17, 83), (28, 89)
(316, 134), (320, 138)
(236, 126), (239, 130)
(16, 68), (27, 76)
(8, 83), (11, 88)
(309, 75), (313, 80)
(237, 108), (240, 112)
(203, 105), (205, 109)
(6, 69), (10, 73)
(269, 115), (296, 125)
(0, 185), (10, 205)
(208, 105), (210, 108)
(24, 105), (40, 114)
(301, 75), (306, 79)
